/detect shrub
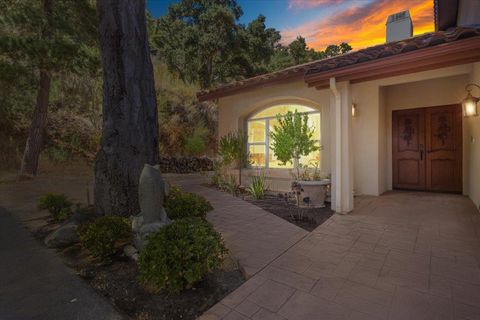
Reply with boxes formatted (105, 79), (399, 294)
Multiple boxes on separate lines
(79, 216), (132, 259)
(218, 130), (249, 185)
(37, 193), (73, 222)
(223, 174), (240, 196)
(210, 160), (225, 187)
(183, 125), (208, 156)
(247, 172), (268, 199)
(138, 218), (227, 293)
(165, 186), (213, 220)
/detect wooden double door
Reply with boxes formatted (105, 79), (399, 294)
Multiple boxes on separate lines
(392, 105), (462, 193)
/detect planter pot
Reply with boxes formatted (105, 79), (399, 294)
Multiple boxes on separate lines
(298, 179), (330, 208)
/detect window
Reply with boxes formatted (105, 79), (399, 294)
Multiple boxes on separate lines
(247, 104), (321, 169)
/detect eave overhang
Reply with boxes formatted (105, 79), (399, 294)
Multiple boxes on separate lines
(304, 36), (480, 89)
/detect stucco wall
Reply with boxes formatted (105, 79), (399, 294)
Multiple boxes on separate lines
(216, 63), (479, 208)
(217, 80), (332, 183)
(351, 82), (382, 195)
(468, 62), (480, 211)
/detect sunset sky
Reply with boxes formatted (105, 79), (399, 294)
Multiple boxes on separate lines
(147, 0), (435, 51)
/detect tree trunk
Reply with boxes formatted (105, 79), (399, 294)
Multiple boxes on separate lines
(95, 0), (159, 216)
(19, 0), (53, 178)
(238, 166), (242, 186)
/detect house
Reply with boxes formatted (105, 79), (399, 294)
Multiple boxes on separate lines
(197, 0), (480, 214)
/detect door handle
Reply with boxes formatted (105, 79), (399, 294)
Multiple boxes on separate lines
(420, 144), (424, 161)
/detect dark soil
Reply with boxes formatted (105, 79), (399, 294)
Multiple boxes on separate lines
(246, 194), (334, 232)
(206, 183), (334, 232)
(35, 222), (244, 320)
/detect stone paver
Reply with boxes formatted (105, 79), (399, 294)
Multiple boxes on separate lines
(165, 174), (309, 278)
(201, 191), (480, 320)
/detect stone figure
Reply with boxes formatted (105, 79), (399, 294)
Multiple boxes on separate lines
(131, 164), (171, 250)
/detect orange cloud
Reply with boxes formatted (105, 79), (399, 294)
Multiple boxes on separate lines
(282, 0), (434, 50)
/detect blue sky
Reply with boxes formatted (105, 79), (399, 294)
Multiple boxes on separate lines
(146, 0), (341, 32)
(146, 0), (434, 50)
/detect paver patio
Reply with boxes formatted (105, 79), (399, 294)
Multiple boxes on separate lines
(199, 190), (480, 320)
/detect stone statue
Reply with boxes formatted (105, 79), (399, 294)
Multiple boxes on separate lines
(131, 164), (171, 251)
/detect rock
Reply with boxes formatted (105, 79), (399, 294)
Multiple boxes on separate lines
(44, 223), (79, 248)
(139, 221), (168, 235)
(138, 164), (171, 225)
(123, 245), (139, 261)
(132, 164), (172, 251)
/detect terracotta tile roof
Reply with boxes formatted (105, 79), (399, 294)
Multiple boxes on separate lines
(306, 27), (480, 76)
(198, 27), (480, 101)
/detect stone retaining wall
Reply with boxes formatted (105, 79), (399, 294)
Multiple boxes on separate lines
(159, 157), (213, 173)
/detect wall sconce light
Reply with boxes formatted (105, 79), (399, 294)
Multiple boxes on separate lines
(351, 103), (357, 117)
(462, 83), (479, 117)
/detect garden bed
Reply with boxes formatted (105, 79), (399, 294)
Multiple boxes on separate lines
(34, 223), (244, 320)
(207, 183), (334, 232)
(245, 193), (334, 232)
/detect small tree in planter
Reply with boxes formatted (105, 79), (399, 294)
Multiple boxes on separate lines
(218, 130), (250, 187)
(270, 111), (324, 207)
(270, 110), (319, 178)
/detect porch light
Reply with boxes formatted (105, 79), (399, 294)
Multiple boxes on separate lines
(352, 103), (357, 117)
(462, 83), (480, 117)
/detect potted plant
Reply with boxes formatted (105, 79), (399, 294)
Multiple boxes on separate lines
(270, 111), (328, 208)
(296, 162), (330, 208)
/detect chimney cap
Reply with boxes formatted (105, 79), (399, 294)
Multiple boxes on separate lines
(386, 10), (411, 24)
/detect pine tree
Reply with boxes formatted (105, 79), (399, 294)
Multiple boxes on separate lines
(0, 0), (99, 177)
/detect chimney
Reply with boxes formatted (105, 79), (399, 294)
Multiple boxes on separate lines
(386, 10), (413, 43)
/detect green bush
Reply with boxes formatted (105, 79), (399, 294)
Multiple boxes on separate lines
(37, 193), (73, 222)
(183, 125), (208, 156)
(138, 218), (227, 293)
(184, 135), (207, 156)
(165, 186), (213, 220)
(79, 216), (132, 259)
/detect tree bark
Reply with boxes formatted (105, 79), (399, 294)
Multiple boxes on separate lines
(95, 0), (159, 216)
(19, 0), (53, 177)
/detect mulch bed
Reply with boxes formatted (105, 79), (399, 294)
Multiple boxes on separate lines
(206, 184), (334, 232)
(34, 222), (244, 320)
(245, 193), (334, 232)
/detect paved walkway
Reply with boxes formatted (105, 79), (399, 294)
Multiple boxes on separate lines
(0, 171), (307, 318)
(3, 172), (480, 320)
(165, 174), (308, 277)
(0, 207), (124, 319)
(198, 190), (480, 320)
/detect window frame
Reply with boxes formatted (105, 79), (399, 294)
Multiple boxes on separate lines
(247, 107), (321, 169)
